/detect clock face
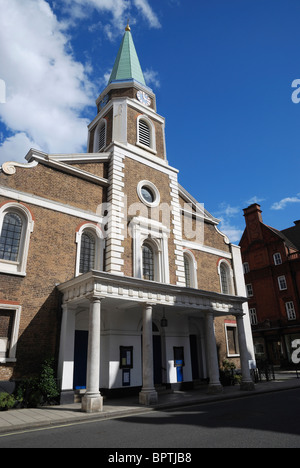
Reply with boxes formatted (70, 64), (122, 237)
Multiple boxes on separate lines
(137, 91), (151, 107)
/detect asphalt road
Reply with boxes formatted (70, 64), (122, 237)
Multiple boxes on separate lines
(1, 388), (300, 449)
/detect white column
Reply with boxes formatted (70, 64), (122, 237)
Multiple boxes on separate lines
(236, 313), (255, 391)
(58, 304), (76, 392)
(139, 303), (158, 405)
(82, 295), (104, 413)
(205, 312), (223, 394)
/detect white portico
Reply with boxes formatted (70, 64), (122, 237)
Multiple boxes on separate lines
(57, 271), (255, 413)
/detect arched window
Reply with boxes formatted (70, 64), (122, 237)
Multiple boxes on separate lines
(138, 119), (151, 147)
(0, 203), (34, 276)
(0, 212), (23, 262)
(137, 116), (156, 152)
(218, 260), (234, 295)
(184, 254), (191, 288)
(142, 242), (154, 281)
(75, 223), (105, 276)
(79, 232), (96, 274)
(183, 250), (198, 289)
(93, 119), (107, 152)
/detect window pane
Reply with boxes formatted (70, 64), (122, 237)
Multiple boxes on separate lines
(80, 232), (95, 274)
(220, 265), (229, 294)
(227, 327), (238, 355)
(142, 244), (154, 280)
(0, 213), (22, 262)
(184, 255), (191, 287)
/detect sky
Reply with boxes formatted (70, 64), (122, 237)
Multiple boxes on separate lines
(0, 0), (300, 244)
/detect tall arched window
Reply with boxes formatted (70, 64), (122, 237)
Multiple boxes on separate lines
(75, 223), (105, 276)
(184, 254), (191, 288)
(0, 212), (23, 262)
(0, 203), (34, 276)
(79, 232), (96, 274)
(183, 250), (198, 289)
(218, 260), (234, 295)
(142, 242), (154, 281)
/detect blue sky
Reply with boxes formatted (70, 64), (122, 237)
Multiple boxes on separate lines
(0, 0), (300, 243)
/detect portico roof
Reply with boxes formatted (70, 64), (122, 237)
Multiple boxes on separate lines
(58, 270), (247, 316)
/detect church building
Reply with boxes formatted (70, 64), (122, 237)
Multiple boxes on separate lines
(0, 25), (255, 412)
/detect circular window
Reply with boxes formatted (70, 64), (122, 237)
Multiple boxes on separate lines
(141, 186), (154, 204)
(137, 180), (160, 207)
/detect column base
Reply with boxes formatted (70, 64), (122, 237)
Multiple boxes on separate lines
(81, 393), (103, 413)
(207, 383), (223, 395)
(240, 381), (255, 391)
(139, 389), (158, 406)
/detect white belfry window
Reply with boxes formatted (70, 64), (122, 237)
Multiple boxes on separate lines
(93, 119), (107, 152)
(137, 115), (156, 152)
(0, 202), (34, 276)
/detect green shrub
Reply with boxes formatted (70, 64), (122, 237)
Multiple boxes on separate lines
(15, 358), (60, 408)
(0, 392), (16, 411)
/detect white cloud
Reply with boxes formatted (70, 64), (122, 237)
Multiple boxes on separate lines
(61, 0), (161, 40)
(133, 0), (161, 28)
(271, 195), (300, 210)
(0, 0), (95, 164)
(215, 203), (243, 243)
(144, 69), (160, 88)
(246, 195), (266, 206)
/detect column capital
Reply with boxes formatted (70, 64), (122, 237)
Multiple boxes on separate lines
(85, 293), (105, 303)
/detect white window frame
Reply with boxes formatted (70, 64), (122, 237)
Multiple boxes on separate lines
(183, 249), (198, 289)
(278, 275), (287, 291)
(286, 301), (296, 320)
(273, 253), (282, 265)
(249, 307), (258, 325)
(243, 262), (250, 274)
(137, 180), (160, 208)
(75, 223), (105, 276)
(225, 323), (240, 357)
(0, 303), (21, 363)
(246, 284), (253, 297)
(0, 202), (34, 276)
(217, 259), (234, 295)
(136, 115), (156, 154)
(130, 216), (170, 284)
(93, 119), (107, 152)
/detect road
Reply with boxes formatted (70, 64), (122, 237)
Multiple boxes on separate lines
(1, 388), (300, 449)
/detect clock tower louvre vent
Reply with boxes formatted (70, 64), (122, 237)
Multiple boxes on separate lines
(98, 123), (106, 151)
(138, 120), (151, 147)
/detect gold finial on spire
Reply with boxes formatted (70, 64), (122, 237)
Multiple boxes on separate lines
(125, 19), (131, 31)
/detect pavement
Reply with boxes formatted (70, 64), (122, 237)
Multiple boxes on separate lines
(0, 370), (300, 435)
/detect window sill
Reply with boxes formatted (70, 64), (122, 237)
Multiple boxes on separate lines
(136, 141), (157, 155)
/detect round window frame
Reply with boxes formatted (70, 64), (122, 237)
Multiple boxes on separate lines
(137, 180), (160, 208)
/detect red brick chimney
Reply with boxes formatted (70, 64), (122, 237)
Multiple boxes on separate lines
(243, 204), (264, 242)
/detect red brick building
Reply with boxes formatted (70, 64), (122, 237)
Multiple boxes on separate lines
(240, 204), (300, 366)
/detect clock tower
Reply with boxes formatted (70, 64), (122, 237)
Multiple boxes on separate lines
(87, 23), (167, 162)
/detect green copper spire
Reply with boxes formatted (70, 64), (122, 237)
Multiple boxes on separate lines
(108, 24), (146, 86)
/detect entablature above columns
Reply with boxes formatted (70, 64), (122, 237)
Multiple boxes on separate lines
(58, 271), (246, 316)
